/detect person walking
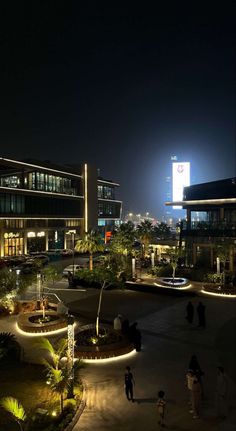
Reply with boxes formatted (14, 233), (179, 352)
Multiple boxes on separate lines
(191, 375), (202, 419)
(114, 314), (122, 331)
(157, 390), (166, 427)
(197, 301), (206, 328)
(216, 366), (228, 419)
(186, 369), (195, 408)
(186, 301), (194, 324)
(188, 354), (204, 396)
(124, 366), (135, 402)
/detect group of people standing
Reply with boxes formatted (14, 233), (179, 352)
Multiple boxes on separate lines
(124, 356), (228, 427)
(114, 314), (142, 351)
(186, 301), (206, 328)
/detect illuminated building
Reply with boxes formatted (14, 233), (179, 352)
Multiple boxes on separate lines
(166, 177), (236, 271)
(0, 158), (122, 256)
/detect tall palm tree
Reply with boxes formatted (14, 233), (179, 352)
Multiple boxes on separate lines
(136, 220), (153, 256)
(75, 230), (104, 271)
(0, 397), (26, 431)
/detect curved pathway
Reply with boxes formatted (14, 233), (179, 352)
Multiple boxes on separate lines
(72, 295), (236, 431)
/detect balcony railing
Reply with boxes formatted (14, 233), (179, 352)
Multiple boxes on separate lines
(181, 220), (236, 237)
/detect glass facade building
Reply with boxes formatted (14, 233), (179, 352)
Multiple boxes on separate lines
(0, 158), (122, 256)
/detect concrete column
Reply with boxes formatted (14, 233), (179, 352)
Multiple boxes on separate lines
(45, 230), (49, 251)
(220, 208), (224, 221)
(24, 231), (27, 254)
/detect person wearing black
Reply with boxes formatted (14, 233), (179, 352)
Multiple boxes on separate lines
(186, 301), (194, 324)
(121, 318), (130, 335)
(197, 301), (206, 328)
(124, 366), (135, 402)
(133, 327), (142, 351)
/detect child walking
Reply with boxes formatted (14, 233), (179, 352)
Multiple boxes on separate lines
(157, 390), (166, 427)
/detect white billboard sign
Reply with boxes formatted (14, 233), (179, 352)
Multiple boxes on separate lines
(172, 162), (190, 209)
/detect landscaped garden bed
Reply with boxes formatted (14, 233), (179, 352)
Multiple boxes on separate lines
(75, 324), (134, 359)
(202, 283), (236, 297)
(17, 311), (68, 333)
(0, 362), (83, 431)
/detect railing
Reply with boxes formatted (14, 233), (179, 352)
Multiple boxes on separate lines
(181, 221), (236, 238)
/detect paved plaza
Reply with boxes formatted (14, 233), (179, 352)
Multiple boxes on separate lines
(0, 281), (235, 430)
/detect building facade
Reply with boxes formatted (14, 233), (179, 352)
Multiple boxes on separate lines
(0, 158), (122, 256)
(166, 178), (236, 271)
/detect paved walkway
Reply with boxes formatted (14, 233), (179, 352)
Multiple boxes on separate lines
(1, 281), (235, 430)
(72, 295), (236, 431)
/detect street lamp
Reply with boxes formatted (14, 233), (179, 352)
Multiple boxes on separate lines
(67, 230), (76, 276)
(67, 314), (75, 398)
(132, 256), (136, 280)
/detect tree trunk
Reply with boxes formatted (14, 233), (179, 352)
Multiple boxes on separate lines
(60, 394), (64, 413)
(17, 421), (23, 431)
(96, 281), (105, 336)
(89, 253), (93, 271)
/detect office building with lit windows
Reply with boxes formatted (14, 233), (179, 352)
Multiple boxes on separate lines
(0, 158), (122, 256)
(166, 177), (236, 271)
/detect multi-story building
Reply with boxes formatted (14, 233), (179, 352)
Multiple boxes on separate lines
(0, 157), (122, 256)
(166, 177), (236, 271)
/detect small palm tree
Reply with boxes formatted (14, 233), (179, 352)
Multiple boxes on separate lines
(35, 337), (67, 369)
(0, 332), (21, 361)
(0, 397), (26, 431)
(46, 365), (68, 413)
(136, 220), (153, 256)
(75, 230), (104, 271)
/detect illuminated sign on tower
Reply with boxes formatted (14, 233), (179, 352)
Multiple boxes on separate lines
(172, 162), (190, 209)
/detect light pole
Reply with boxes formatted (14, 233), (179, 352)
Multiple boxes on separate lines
(72, 232), (75, 276)
(37, 272), (42, 309)
(151, 251), (155, 269)
(132, 256), (136, 280)
(67, 314), (75, 398)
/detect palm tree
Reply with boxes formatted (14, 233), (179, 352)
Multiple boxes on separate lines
(0, 332), (21, 362)
(75, 230), (104, 271)
(153, 222), (172, 240)
(136, 220), (153, 256)
(35, 337), (67, 369)
(46, 366), (68, 413)
(0, 397), (26, 431)
(110, 221), (136, 257)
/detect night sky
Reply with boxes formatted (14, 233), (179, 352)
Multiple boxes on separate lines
(0, 3), (235, 218)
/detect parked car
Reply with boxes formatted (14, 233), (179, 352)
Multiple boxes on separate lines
(62, 264), (83, 277)
(30, 254), (50, 265)
(60, 249), (74, 257)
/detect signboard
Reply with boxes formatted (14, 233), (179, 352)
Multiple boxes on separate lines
(172, 162), (190, 209)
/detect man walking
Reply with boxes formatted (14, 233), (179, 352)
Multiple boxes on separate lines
(197, 301), (206, 328)
(124, 366), (135, 402)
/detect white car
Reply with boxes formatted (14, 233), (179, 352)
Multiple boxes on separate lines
(62, 264), (83, 277)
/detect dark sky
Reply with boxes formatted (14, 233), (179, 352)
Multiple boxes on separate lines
(0, 3), (235, 218)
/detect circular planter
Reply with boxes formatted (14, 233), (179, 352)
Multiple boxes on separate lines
(75, 324), (134, 359)
(158, 277), (189, 287)
(202, 284), (236, 297)
(17, 311), (68, 333)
